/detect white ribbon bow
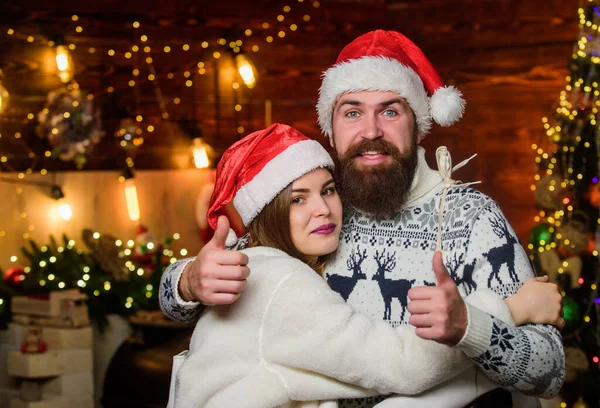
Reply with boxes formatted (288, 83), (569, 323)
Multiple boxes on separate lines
(435, 146), (479, 188)
(435, 146), (480, 252)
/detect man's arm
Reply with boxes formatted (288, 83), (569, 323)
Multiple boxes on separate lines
(159, 258), (203, 323)
(158, 216), (250, 322)
(408, 200), (564, 398)
(374, 288), (520, 408)
(454, 201), (565, 398)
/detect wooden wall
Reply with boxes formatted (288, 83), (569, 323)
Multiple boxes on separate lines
(0, 0), (583, 249)
(0, 170), (212, 271)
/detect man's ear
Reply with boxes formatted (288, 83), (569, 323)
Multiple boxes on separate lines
(329, 135), (335, 148)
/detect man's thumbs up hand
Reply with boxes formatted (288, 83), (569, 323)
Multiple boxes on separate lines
(407, 251), (468, 346)
(433, 251), (454, 287)
(206, 215), (231, 250)
(179, 216), (250, 306)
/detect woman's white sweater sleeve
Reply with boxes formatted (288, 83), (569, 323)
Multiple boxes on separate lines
(260, 269), (472, 399)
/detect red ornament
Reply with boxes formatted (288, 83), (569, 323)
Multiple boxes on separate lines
(587, 183), (600, 208)
(4, 267), (26, 286)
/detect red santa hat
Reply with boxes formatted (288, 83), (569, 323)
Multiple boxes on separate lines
(207, 123), (334, 247)
(317, 30), (465, 141)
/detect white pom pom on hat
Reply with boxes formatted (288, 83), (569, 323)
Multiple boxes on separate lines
(430, 85), (465, 127)
(317, 30), (465, 141)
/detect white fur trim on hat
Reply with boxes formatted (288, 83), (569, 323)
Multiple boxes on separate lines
(430, 85), (465, 127)
(233, 139), (334, 226)
(317, 56), (432, 139)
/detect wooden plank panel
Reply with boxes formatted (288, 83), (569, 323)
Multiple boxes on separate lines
(0, 169), (214, 271)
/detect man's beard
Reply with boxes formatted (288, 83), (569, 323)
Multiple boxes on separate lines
(336, 138), (418, 220)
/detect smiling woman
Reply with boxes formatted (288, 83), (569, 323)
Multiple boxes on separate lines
(289, 169), (342, 265)
(247, 167), (342, 272)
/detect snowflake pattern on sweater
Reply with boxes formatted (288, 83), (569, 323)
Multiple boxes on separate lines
(159, 259), (204, 323)
(331, 186), (564, 408)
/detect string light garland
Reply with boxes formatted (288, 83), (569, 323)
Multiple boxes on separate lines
(49, 2), (320, 90)
(0, 1), (324, 269)
(0, 0), (323, 142)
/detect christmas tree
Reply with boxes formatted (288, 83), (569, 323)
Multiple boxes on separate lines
(529, 2), (600, 407)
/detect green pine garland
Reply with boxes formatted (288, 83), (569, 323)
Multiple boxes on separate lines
(1, 231), (175, 332)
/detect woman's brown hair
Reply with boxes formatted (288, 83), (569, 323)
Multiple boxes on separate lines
(246, 173), (332, 274)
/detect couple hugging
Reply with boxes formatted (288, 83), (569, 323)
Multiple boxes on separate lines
(161, 30), (565, 408)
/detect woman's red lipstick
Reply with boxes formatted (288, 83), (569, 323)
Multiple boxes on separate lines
(311, 223), (336, 235)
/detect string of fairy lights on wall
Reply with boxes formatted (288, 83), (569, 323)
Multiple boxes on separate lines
(0, 0), (321, 172)
(1, 0), (321, 167)
(0, 0), (323, 294)
(528, 0), (600, 353)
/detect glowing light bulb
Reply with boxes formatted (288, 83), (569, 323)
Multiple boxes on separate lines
(55, 45), (74, 83)
(58, 202), (72, 221)
(236, 54), (257, 89)
(125, 179), (140, 222)
(0, 72), (9, 114)
(51, 186), (72, 221)
(192, 138), (213, 169)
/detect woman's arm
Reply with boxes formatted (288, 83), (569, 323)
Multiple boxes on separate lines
(260, 268), (472, 400)
(504, 276), (564, 328)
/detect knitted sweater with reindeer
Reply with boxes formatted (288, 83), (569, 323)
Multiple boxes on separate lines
(159, 147), (565, 407)
(328, 148), (564, 407)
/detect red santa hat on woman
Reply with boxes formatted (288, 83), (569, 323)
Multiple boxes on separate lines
(207, 123), (334, 247)
(317, 30), (465, 141)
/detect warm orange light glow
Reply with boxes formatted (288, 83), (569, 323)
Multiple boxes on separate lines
(236, 54), (257, 89)
(0, 78), (8, 114)
(192, 138), (213, 169)
(56, 45), (74, 83)
(57, 202), (73, 221)
(125, 180), (140, 221)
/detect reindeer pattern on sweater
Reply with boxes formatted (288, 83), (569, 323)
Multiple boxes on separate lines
(327, 188), (526, 326)
(327, 186), (564, 408)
